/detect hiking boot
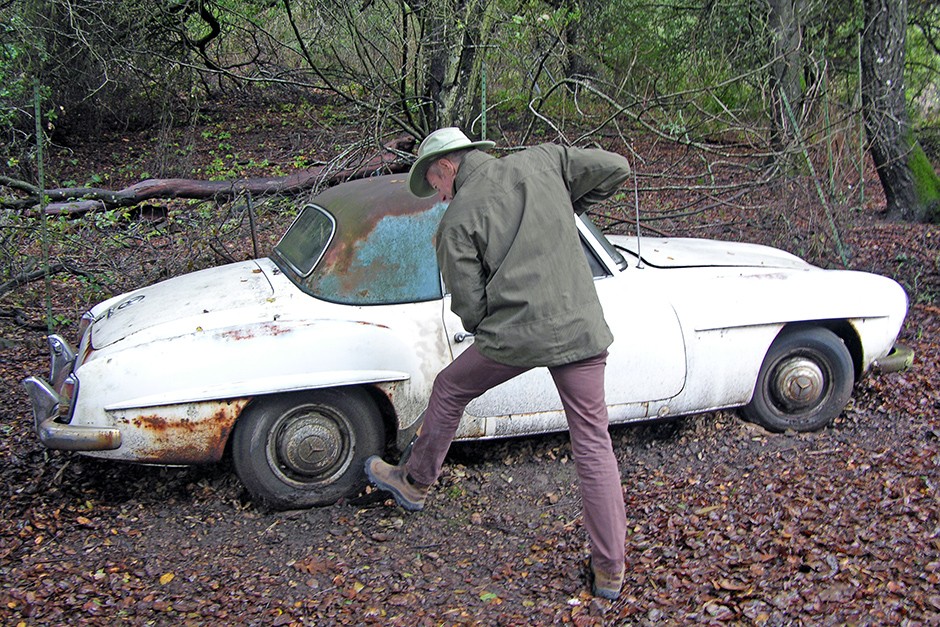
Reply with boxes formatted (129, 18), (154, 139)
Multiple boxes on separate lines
(364, 456), (429, 512)
(590, 560), (624, 600)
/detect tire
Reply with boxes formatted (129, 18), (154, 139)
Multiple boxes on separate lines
(742, 327), (854, 433)
(232, 388), (384, 509)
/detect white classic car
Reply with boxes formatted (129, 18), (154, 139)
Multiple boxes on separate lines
(24, 174), (911, 509)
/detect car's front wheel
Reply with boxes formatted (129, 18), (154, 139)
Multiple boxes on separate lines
(742, 327), (854, 433)
(232, 388), (384, 509)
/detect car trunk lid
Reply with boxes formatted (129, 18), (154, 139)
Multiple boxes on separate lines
(610, 236), (812, 270)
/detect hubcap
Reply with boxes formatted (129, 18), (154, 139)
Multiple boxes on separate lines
(275, 410), (347, 478)
(772, 357), (825, 411)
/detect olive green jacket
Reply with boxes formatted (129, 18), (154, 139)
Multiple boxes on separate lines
(436, 144), (631, 367)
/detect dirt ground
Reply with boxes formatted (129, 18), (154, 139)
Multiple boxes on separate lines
(1, 103), (939, 625)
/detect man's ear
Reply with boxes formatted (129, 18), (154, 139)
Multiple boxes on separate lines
(428, 158), (447, 178)
(436, 158), (450, 177)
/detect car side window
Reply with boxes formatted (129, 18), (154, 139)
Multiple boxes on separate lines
(273, 205), (335, 276)
(582, 237), (611, 278)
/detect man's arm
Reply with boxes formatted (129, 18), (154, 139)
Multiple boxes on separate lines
(559, 146), (631, 215)
(437, 229), (487, 333)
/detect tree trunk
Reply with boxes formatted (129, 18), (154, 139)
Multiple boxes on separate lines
(766, 0), (803, 159)
(551, 0), (596, 83)
(862, 0), (939, 222)
(416, 0), (495, 131)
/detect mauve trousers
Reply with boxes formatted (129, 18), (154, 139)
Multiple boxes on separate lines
(405, 345), (627, 574)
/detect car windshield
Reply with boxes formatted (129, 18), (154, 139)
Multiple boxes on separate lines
(273, 176), (445, 305)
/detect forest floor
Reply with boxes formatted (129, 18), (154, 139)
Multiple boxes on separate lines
(1, 101), (939, 625)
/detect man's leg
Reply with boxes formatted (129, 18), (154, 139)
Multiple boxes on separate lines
(366, 345), (527, 508)
(549, 351), (626, 581)
(404, 345), (527, 485)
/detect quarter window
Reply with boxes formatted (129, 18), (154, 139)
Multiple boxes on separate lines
(273, 205), (335, 276)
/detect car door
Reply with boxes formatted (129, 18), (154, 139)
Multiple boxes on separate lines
(441, 217), (687, 439)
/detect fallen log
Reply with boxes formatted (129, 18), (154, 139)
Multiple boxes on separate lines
(21, 136), (415, 216)
(0, 261), (92, 297)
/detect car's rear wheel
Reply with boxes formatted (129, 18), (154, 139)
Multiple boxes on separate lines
(232, 388), (384, 509)
(742, 327), (854, 433)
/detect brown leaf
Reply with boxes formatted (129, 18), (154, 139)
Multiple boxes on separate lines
(713, 578), (748, 592)
(291, 557), (332, 575)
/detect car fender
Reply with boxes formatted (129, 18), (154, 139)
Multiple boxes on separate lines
(105, 369), (410, 410)
(669, 267), (908, 333)
(73, 316), (431, 423)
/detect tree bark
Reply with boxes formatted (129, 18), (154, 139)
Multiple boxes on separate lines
(766, 0), (804, 159)
(861, 0), (939, 222)
(17, 136), (414, 216)
(417, 0), (495, 131)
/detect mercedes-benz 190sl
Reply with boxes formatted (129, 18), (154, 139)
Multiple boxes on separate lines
(24, 174), (911, 509)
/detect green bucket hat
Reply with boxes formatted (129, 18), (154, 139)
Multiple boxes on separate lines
(408, 128), (495, 197)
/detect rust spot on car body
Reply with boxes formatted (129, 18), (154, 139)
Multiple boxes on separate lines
(221, 322), (290, 341)
(740, 272), (790, 280)
(454, 415), (488, 440)
(118, 398), (250, 464)
(221, 328), (254, 341)
(354, 320), (390, 329)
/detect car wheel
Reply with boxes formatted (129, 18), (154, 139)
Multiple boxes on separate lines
(742, 327), (854, 433)
(232, 388), (384, 509)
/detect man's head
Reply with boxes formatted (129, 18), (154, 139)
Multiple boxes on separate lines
(408, 127), (495, 200)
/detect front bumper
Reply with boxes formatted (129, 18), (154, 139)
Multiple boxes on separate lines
(22, 335), (121, 452)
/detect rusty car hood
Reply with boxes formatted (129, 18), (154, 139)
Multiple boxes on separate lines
(609, 235), (812, 270)
(89, 259), (278, 349)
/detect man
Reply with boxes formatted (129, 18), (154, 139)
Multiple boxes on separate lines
(365, 128), (629, 600)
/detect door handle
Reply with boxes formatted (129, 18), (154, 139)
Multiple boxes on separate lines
(453, 332), (474, 343)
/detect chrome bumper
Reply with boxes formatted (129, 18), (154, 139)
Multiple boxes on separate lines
(22, 335), (121, 451)
(872, 344), (914, 374)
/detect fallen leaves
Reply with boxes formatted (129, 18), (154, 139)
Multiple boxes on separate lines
(0, 118), (937, 625)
